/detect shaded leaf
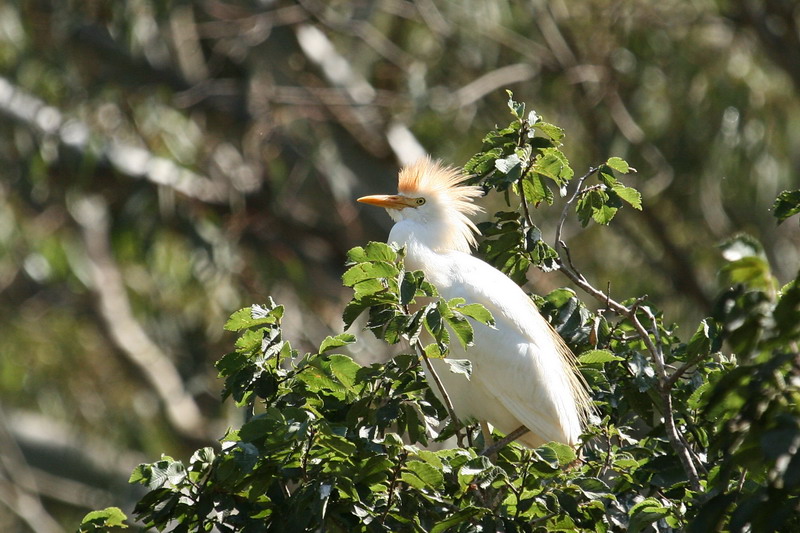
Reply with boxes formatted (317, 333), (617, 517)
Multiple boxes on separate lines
(772, 189), (800, 224)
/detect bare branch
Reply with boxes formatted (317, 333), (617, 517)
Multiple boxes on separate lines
(71, 195), (210, 442)
(0, 77), (228, 204)
(0, 407), (65, 533)
(455, 64), (537, 108)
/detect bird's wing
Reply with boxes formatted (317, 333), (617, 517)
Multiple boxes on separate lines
(440, 251), (591, 444)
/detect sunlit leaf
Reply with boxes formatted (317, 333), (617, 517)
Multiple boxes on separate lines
(319, 333), (356, 354)
(443, 358), (472, 379)
(606, 156), (631, 174)
(79, 507), (128, 531)
(578, 349), (623, 364)
(342, 261), (399, 287)
(612, 184), (642, 210)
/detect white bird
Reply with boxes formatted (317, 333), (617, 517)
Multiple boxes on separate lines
(358, 158), (592, 448)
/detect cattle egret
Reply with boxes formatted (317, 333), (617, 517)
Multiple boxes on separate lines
(358, 158), (592, 448)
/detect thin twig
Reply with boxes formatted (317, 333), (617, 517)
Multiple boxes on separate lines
(411, 339), (465, 447)
(72, 195), (209, 442)
(553, 166), (598, 248)
(380, 452), (407, 525)
(480, 425), (529, 457)
(665, 352), (709, 389)
(547, 168), (703, 492)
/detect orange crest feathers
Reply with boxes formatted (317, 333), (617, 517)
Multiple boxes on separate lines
(398, 157), (483, 214)
(397, 157), (484, 252)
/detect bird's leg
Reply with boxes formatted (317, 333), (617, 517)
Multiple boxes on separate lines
(480, 425), (529, 457)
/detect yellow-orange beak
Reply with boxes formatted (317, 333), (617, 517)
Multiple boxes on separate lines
(357, 194), (416, 210)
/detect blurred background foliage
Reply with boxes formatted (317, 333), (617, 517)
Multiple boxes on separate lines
(0, 0), (798, 530)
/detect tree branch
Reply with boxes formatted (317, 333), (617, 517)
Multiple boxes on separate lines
(0, 408), (64, 533)
(480, 425), (530, 457)
(410, 339), (466, 447)
(72, 195), (211, 443)
(0, 76), (228, 204)
(543, 170), (703, 492)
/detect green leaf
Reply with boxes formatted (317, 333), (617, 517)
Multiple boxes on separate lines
(506, 89), (525, 119)
(687, 381), (712, 410)
(240, 413), (282, 442)
(576, 188), (614, 227)
(430, 507), (485, 533)
(342, 299), (369, 330)
(319, 333), (356, 354)
(570, 477), (612, 499)
(234, 328), (264, 351)
(593, 203), (618, 225)
(353, 278), (386, 298)
(719, 256), (773, 290)
(224, 303), (283, 331)
(457, 303), (495, 326)
(215, 350), (248, 377)
(364, 241), (398, 262)
(494, 154), (523, 181)
(444, 312), (474, 348)
(79, 507), (128, 531)
(772, 189), (800, 224)
(423, 343), (445, 359)
(538, 441), (577, 466)
(355, 455), (394, 486)
(318, 432), (358, 458)
(141, 459), (182, 490)
(578, 349), (623, 364)
(346, 246), (367, 264)
(342, 261), (399, 287)
(443, 358), (472, 379)
(404, 459), (445, 489)
(424, 304), (450, 346)
(612, 184), (642, 210)
(128, 464), (148, 485)
(606, 156), (631, 174)
(533, 147), (573, 185)
(686, 318), (719, 359)
(328, 354), (361, 390)
(534, 121), (565, 142)
(464, 147), (504, 177)
(628, 498), (670, 533)
(523, 172), (555, 206)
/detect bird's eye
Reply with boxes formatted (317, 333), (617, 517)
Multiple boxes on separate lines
(415, 198), (426, 206)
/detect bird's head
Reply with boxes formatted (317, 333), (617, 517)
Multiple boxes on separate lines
(358, 157), (483, 253)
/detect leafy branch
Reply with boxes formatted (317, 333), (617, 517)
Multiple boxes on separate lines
(468, 93), (702, 490)
(81, 93), (800, 533)
(552, 167), (702, 491)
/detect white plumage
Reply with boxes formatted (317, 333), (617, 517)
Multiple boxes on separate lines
(358, 158), (592, 447)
